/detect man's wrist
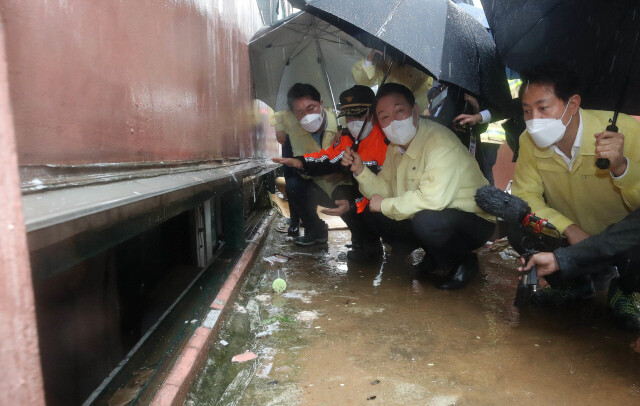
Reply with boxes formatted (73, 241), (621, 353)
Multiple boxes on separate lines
(610, 157), (629, 179)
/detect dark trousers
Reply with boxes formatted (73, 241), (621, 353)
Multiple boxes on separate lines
(285, 176), (376, 245)
(481, 143), (500, 186)
(618, 249), (640, 294)
(364, 208), (495, 269)
(282, 135), (300, 227)
(507, 225), (619, 291)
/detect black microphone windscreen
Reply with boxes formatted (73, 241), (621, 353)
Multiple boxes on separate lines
(474, 185), (531, 224)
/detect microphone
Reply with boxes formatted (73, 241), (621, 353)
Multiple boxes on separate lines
(474, 185), (556, 232)
(475, 185), (557, 309)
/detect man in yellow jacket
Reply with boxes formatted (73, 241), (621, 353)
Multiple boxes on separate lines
(352, 49), (433, 113)
(282, 83), (353, 246)
(343, 83), (495, 290)
(510, 62), (640, 330)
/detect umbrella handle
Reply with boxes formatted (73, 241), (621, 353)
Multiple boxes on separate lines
(595, 123), (617, 170)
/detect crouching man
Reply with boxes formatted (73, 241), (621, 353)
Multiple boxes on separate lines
(343, 83), (495, 289)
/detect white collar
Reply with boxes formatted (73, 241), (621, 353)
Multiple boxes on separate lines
(552, 111), (583, 170)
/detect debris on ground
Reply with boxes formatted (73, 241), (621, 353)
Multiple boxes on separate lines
(295, 310), (320, 322)
(254, 294), (271, 302)
(231, 351), (258, 363)
(256, 331), (271, 339)
(234, 304), (248, 313)
(219, 339), (228, 346)
(499, 248), (521, 260)
(263, 254), (290, 265)
(282, 290), (318, 303)
(485, 237), (512, 252)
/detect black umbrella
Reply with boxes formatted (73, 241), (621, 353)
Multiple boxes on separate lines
(289, 0), (512, 113)
(481, 0), (640, 168)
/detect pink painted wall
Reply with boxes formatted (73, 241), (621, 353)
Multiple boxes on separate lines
(0, 0), (278, 166)
(0, 19), (46, 406)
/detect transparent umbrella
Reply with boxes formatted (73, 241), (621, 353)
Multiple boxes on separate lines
(249, 11), (369, 112)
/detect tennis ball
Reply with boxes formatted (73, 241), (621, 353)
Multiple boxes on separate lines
(272, 278), (287, 294)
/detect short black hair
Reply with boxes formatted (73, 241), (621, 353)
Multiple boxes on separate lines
(375, 83), (415, 115)
(519, 62), (581, 103)
(287, 83), (321, 111)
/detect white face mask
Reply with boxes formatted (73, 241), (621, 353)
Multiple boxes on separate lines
(346, 120), (374, 139)
(299, 110), (324, 133)
(382, 116), (417, 145)
(525, 100), (573, 148)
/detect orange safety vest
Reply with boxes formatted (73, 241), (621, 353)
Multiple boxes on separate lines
(300, 123), (388, 213)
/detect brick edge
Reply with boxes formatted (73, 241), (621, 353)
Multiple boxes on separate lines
(150, 211), (275, 406)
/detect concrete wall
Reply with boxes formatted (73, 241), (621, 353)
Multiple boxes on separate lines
(0, 0), (278, 166)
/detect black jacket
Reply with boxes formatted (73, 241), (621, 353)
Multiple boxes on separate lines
(554, 208), (640, 279)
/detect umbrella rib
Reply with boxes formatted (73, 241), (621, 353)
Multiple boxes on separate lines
(289, 39), (315, 61)
(376, 0), (406, 37)
(283, 24), (314, 63)
(266, 40), (312, 49)
(314, 27), (355, 46)
(317, 37), (356, 47)
(313, 24), (338, 112)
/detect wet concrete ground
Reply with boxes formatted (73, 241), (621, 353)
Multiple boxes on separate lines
(185, 223), (640, 405)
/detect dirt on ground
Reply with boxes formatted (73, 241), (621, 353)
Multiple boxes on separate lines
(185, 222), (640, 406)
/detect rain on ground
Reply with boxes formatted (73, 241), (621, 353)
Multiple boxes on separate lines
(185, 222), (640, 406)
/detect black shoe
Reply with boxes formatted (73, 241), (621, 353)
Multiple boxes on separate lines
(529, 283), (595, 307)
(347, 242), (383, 263)
(294, 226), (328, 246)
(287, 225), (300, 237)
(607, 280), (640, 332)
(436, 254), (479, 290)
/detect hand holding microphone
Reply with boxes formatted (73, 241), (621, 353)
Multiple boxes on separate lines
(342, 147), (364, 175)
(474, 186), (560, 307)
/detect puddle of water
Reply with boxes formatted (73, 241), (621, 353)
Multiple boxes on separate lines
(186, 225), (640, 406)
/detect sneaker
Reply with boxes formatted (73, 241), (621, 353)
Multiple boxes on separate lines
(607, 282), (640, 332)
(347, 242), (383, 263)
(530, 283), (595, 307)
(294, 226), (328, 246)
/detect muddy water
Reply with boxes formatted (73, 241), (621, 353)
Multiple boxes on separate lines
(185, 227), (640, 405)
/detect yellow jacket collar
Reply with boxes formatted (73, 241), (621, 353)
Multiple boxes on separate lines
(578, 109), (598, 156)
(531, 108), (592, 158)
(324, 107), (338, 134)
(404, 119), (429, 159)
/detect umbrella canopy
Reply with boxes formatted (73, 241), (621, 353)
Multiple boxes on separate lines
(456, 2), (489, 29)
(481, 0), (640, 115)
(290, 0), (512, 112)
(249, 11), (368, 112)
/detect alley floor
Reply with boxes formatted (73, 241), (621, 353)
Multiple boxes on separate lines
(185, 221), (640, 405)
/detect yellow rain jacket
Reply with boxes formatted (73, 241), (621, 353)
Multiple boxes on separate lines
(273, 109), (351, 196)
(355, 119), (492, 221)
(512, 109), (640, 235)
(352, 58), (433, 111)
